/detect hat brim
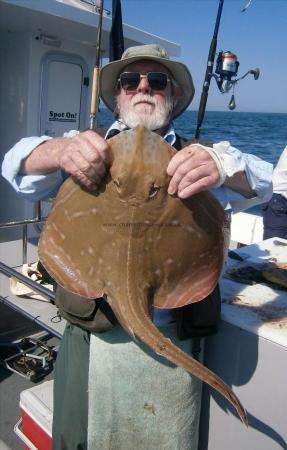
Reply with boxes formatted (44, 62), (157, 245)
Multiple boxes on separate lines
(100, 54), (195, 119)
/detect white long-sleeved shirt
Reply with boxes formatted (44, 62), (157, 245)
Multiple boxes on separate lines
(272, 145), (287, 199)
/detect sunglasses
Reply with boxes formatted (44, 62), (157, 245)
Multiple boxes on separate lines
(118, 72), (171, 92)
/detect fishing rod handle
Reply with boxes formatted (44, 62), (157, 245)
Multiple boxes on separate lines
(90, 67), (100, 128)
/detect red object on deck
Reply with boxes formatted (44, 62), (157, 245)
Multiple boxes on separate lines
(17, 380), (53, 450)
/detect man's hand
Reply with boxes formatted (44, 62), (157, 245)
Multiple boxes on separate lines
(21, 130), (111, 192)
(58, 130), (111, 191)
(166, 144), (220, 198)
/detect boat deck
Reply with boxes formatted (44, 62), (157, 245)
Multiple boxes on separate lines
(0, 303), (59, 449)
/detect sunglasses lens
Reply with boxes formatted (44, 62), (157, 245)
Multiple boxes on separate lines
(147, 72), (168, 90)
(119, 72), (168, 91)
(120, 73), (140, 91)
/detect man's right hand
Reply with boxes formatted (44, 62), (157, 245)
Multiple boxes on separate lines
(58, 130), (111, 191)
(21, 130), (111, 192)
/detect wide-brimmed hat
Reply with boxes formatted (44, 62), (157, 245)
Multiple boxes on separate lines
(100, 44), (195, 119)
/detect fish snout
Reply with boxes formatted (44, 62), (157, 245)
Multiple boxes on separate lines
(113, 178), (162, 204)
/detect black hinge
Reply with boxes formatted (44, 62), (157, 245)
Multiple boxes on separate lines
(83, 77), (89, 86)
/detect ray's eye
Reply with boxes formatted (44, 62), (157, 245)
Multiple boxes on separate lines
(113, 178), (122, 190)
(149, 184), (160, 198)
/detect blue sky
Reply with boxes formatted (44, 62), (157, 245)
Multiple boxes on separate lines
(106, 0), (287, 113)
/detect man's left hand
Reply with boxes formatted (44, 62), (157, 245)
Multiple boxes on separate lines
(166, 144), (220, 198)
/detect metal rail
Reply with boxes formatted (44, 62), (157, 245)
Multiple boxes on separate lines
(0, 201), (47, 264)
(0, 261), (55, 302)
(0, 200), (55, 303)
(0, 198), (64, 343)
(0, 218), (46, 228)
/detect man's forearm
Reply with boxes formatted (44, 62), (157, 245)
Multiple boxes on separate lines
(19, 138), (65, 175)
(224, 171), (256, 198)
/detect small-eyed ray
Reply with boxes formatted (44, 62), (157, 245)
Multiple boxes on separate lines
(38, 126), (247, 425)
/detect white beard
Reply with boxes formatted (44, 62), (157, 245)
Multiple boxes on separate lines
(117, 94), (174, 131)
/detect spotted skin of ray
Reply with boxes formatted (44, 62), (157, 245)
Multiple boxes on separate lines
(38, 126), (247, 425)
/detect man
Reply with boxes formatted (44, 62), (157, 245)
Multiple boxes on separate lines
(2, 45), (272, 449)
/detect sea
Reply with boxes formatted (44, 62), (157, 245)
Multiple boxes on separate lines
(97, 109), (287, 166)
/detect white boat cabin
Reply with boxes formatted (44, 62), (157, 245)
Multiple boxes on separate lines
(0, 0), (179, 244)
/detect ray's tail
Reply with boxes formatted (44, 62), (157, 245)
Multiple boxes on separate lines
(109, 296), (248, 427)
(110, 205), (247, 425)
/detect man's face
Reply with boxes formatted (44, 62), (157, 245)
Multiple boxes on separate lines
(116, 61), (177, 131)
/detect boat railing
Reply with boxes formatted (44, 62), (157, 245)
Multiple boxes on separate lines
(0, 201), (55, 302)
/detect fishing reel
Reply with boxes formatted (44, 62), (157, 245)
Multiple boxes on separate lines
(212, 51), (260, 110)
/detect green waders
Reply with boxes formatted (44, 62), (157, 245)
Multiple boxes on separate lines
(53, 324), (90, 450)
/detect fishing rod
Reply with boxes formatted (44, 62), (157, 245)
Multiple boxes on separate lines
(89, 0), (105, 130)
(195, 0), (224, 140)
(194, 0), (259, 139)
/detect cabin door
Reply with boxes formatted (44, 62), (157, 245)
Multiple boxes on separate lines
(40, 53), (89, 137)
